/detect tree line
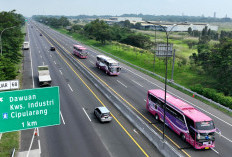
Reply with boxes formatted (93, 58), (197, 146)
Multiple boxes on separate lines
(34, 17), (152, 49)
(36, 14), (232, 23)
(32, 16), (70, 28)
(189, 35), (232, 108)
(0, 10), (25, 81)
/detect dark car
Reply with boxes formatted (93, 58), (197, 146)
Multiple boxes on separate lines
(40, 33), (42, 36)
(50, 46), (55, 51)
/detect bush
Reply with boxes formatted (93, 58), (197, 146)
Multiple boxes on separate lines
(191, 84), (232, 109)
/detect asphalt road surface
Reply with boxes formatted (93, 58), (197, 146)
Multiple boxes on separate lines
(31, 21), (232, 157)
(19, 22), (162, 157)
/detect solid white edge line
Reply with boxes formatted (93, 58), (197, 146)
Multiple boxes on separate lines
(27, 24), (35, 88)
(82, 108), (91, 122)
(117, 80), (127, 88)
(60, 111), (66, 125)
(38, 139), (41, 154)
(211, 148), (219, 154)
(26, 128), (35, 157)
(67, 84), (73, 92)
(132, 80), (143, 87)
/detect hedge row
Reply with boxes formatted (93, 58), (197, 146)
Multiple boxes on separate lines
(190, 84), (232, 109)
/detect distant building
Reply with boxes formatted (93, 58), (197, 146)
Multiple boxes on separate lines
(109, 17), (142, 23)
(141, 21), (218, 32)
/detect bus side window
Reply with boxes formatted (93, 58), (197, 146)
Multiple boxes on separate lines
(185, 116), (195, 139)
(157, 99), (164, 108)
(148, 94), (158, 103)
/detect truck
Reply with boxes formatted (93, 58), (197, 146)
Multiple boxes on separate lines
(38, 66), (52, 87)
(22, 41), (30, 50)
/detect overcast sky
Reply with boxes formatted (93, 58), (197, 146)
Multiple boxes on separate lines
(1, 0), (231, 18)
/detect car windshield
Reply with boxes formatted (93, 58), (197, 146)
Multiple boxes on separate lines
(195, 121), (215, 130)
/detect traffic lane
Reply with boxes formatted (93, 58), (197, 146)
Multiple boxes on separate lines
(45, 40), (160, 157)
(29, 27), (111, 157)
(40, 27), (192, 156)
(39, 83), (110, 157)
(35, 28), (158, 157)
(19, 23), (40, 152)
(37, 27), (210, 156)
(39, 24), (229, 156)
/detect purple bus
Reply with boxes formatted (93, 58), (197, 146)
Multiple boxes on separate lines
(96, 55), (121, 75)
(73, 44), (88, 59)
(146, 89), (220, 149)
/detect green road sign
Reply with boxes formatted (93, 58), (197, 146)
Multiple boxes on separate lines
(0, 87), (60, 133)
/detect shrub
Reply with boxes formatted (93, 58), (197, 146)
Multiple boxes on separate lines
(191, 84), (232, 109)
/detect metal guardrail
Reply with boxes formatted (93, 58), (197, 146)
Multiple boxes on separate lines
(41, 29), (183, 157)
(87, 45), (232, 113)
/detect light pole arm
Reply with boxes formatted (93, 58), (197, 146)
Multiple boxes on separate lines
(0, 26), (16, 56)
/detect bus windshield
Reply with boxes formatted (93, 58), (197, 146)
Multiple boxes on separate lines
(195, 121), (215, 130)
(110, 63), (119, 66)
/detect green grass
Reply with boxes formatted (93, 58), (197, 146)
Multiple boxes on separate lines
(0, 132), (19, 157)
(55, 28), (231, 116)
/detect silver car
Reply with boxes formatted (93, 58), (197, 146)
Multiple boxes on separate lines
(94, 106), (112, 122)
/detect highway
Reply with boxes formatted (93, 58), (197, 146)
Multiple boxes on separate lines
(31, 21), (232, 157)
(24, 22), (162, 157)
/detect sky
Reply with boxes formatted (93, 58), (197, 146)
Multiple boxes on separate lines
(1, 0), (231, 18)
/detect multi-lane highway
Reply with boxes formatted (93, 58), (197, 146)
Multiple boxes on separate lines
(24, 20), (232, 157)
(22, 22), (162, 157)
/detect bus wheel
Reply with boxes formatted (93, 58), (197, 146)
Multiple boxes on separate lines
(181, 133), (186, 142)
(155, 114), (159, 121)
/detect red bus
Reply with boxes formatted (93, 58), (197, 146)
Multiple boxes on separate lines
(73, 44), (88, 58)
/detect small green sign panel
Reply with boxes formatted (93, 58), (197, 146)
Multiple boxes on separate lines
(0, 87), (60, 133)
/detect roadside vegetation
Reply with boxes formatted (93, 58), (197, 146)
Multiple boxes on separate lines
(33, 16), (232, 112)
(0, 10), (25, 156)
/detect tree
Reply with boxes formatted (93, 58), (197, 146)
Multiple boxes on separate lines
(71, 25), (82, 32)
(207, 38), (232, 95)
(58, 16), (70, 27)
(121, 33), (152, 49)
(188, 27), (192, 35)
(135, 22), (142, 29)
(84, 19), (112, 44)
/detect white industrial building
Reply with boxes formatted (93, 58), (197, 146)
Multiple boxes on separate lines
(109, 17), (142, 23)
(141, 21), (218, 32)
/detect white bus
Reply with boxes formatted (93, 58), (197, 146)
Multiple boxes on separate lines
(96, 55), (121, 75)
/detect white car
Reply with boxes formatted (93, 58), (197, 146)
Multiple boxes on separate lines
(94, 106), (112, 122)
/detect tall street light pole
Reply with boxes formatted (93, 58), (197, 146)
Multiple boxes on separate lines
(0, 26), (16, 56)
(159, 24), (177, 141)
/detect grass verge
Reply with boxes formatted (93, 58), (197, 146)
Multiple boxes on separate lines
(0, 132), (19, 157)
